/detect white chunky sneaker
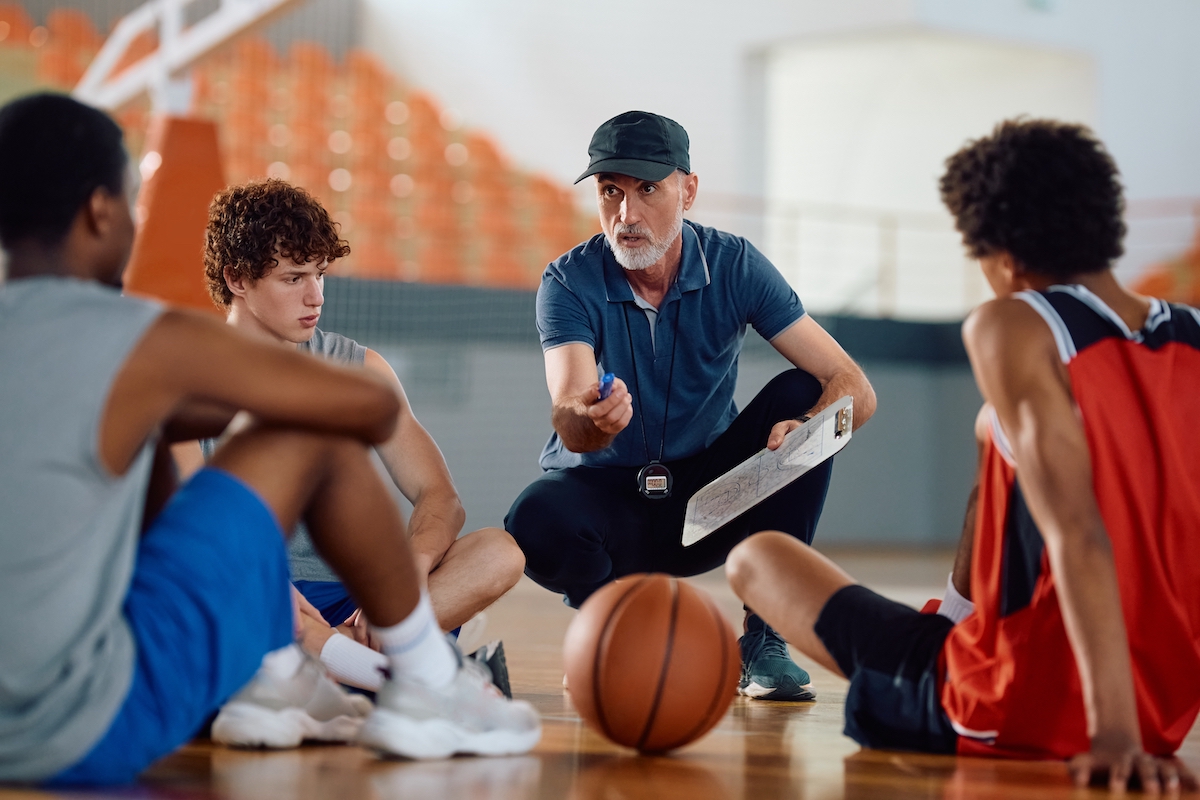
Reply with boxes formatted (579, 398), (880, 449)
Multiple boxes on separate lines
(212, 656), (373, 748)
(359, 658), (542, 759)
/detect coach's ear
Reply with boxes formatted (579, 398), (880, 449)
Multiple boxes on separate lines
(223, 266), (249, 300)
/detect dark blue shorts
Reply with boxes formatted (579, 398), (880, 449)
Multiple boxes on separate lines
(814, 584), (959, 754)
(293, 580), (357, 627)
(48, 468), (294, 786)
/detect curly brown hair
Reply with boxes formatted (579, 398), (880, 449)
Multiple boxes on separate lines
(203, 179), (350, 308)
(939, 118), (1125, 280)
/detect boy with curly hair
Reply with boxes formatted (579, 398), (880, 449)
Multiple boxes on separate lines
(189, 179), (525, 700)
(726, 119), (1200, 792)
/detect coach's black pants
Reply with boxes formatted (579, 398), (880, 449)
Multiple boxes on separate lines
(504, 369), (834, 608)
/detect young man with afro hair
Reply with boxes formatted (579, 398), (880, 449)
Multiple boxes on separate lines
(725, 119), (1200, 792)
(185, 178), (525, 699)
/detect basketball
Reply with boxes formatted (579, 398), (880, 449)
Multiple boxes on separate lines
(562, 573), (740, 753)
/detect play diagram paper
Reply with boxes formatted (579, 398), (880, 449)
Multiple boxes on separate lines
(681, 396), (854, 547)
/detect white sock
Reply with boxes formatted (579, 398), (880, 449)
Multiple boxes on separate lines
(938, 573), (975, 624)
(371, 592), (456, 689)
(320, 633), (388, 692)
(260, 643), (305, 681)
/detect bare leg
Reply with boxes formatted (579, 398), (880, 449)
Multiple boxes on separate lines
(209, 425), (419, 628)
(725, 531), (856, 677)
(428, 527), (525, 631)
(951, 482), (979, 600)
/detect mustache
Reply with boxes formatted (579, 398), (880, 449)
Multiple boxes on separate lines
(612, 224), (656, 242)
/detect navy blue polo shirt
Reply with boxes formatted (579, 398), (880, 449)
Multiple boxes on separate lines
(537, 220), (805, 469)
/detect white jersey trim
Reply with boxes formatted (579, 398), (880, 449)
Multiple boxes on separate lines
(1016, 290), (1076, 363)
(989, 407), (1016, 467)
(949, 718), (999, 742)
(1048, 284), (1142, 341)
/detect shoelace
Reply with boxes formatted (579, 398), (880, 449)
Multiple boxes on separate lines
(754, 626), (792, 661)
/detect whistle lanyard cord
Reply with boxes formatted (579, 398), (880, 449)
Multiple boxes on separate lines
(622, 297), (681, 465)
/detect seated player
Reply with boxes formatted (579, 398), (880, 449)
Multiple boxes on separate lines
(186, 179), (524, 694)
(0, 93), (539, 786)
(726, 119), (1200, 792)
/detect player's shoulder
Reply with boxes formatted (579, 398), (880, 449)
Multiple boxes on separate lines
(962, 296), (1065, 377)
(963, 295), (1051, 347)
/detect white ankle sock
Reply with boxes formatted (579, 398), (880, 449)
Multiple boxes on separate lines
(320, 633), (388, 692)
(939, 574), (975, 624)
(371, 592), (456, 688)
(260, 643), (305, 681)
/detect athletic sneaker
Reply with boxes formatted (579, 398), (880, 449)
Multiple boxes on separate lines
(212, 655), (373, 748)
(359, 654), (541, 759)
(738, 614), (816, 702)
(469, 640), (512, 699)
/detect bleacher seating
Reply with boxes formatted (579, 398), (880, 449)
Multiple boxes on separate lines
(0, 5), (598, 289)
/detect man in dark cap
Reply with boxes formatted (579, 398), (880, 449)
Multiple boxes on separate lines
(505, 111), (877, 701)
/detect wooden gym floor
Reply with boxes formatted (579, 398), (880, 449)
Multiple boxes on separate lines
(5, 549), (1197, 799)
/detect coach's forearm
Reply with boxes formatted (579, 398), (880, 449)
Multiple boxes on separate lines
(551, 402), (616, 453)
(808, 369), (876, 430)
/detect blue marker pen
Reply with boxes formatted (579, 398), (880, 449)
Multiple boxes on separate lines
(598, 372), (615, 400)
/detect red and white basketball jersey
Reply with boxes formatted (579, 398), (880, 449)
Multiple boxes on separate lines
(940, 285), (1200, 760)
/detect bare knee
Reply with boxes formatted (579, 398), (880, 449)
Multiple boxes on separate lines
(727, 531), (794, 596)
(463, 527), (526, 592)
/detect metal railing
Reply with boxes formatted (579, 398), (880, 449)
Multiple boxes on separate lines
(688, 192), (1200, 321)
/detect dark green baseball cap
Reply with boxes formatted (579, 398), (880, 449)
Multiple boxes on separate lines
(574, 111), (691, 184)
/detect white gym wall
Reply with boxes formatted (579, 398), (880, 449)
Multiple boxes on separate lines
(761, 29), (1095, 319)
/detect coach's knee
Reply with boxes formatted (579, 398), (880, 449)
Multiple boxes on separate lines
(727, 531), (793, 596)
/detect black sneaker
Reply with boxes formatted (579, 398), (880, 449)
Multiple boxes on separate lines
(738, 615), (816, 702)
(469, 640), (512, 699)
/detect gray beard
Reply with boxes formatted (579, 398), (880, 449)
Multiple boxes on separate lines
(606, 201), (685, 272)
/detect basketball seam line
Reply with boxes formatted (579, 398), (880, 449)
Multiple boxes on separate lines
(663, 592), (732, 751)
(592, 574), (652, 744)
(636, 576), (679, 752)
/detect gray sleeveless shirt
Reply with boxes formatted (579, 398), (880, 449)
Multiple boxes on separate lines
(0, 277), (162, 781)
(201, 328), (366, 583)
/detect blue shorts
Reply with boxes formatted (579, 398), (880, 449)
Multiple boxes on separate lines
(48, 468), (294, 786)
(293, 580), (358, 627)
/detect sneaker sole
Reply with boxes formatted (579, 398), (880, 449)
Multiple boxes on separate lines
(359, 708), (541, 760)
(212, 702), (365, 748)
(738, 681), (817, 702)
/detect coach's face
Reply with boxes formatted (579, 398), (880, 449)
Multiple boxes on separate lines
(227, 255), (326, 344)
(596, 171), (698, 271)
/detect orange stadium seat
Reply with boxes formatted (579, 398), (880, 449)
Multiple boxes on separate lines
(0, 4), (34, 47)
(18, 5), (591, 289)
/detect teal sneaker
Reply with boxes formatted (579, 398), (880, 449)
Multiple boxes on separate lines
(738, 614), (816, 701)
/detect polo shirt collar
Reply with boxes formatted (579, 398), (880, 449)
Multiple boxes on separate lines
(603, 220), (712, 304)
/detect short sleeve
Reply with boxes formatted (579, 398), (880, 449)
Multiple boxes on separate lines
(739, 239), (805, 340)
(536, 272), (596, 351)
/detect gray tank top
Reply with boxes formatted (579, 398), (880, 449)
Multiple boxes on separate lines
(0, 277), (162, 781)
(201, 328), (367, 584)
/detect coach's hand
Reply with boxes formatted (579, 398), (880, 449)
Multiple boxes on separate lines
(1070, 730), (1197, 793)
(767, 417), (807, 451)
(587, 376), (633, 435)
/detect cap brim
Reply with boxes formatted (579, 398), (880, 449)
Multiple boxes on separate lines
(574, 158), (678, 185)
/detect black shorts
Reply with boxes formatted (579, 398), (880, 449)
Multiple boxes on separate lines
(814, 584), (959, 754)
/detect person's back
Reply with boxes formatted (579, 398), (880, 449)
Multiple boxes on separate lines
(725, 119), (1199, 791)
(943, 286), (1200, 758)
(0, 277), (162, 778)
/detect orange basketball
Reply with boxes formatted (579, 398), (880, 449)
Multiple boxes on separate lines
(562, 573), (740, 753)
